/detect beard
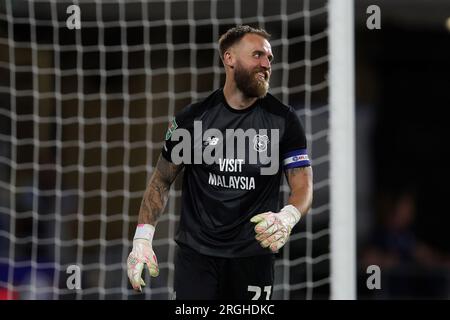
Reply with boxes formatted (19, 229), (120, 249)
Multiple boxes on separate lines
(234, 61), (270, 98)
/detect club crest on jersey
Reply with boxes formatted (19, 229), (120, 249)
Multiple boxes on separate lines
(165, 118), (178, 141)
(253, 134), (269, 152)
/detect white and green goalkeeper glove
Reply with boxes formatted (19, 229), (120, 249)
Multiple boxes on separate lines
(127, 224), (159, 291)
(250, 205), (302, 252)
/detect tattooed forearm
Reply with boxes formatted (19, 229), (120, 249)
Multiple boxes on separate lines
(138, 155), (183, 225)
(285, 166), (313, 216)
(138, 175), (169, 225)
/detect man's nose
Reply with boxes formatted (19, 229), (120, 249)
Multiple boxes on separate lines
(260, 56), (271, 69)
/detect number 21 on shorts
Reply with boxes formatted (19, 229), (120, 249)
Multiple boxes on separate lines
(247, 285), (272, 300)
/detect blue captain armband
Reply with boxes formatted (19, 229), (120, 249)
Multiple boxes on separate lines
(282, 149), (311, 169)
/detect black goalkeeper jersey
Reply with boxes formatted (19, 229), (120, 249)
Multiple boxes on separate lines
(161, 89), (310, 258)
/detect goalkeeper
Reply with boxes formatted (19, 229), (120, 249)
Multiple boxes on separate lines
(127, 25), (313, 300)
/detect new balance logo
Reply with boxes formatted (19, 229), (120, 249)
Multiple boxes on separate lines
(204, 136), (219, 146)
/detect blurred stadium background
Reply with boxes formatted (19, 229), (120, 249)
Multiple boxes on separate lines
(355, 0), (450, 299)
(0, 0), (449, 300)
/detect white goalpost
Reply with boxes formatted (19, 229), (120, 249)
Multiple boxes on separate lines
(329, 0), (356, 300)
(0, 0), (355, 300)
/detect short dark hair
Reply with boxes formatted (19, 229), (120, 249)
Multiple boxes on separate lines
(218, 25), (271, 60)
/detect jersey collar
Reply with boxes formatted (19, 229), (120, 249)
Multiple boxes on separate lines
(220, 89), (261, 114)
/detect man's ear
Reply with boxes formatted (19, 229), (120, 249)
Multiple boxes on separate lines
(223, 50), (235, 69)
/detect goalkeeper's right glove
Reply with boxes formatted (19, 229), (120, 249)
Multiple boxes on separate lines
(127, 224), (159, 292)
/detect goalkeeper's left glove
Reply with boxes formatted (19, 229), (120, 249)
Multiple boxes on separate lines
(250, 205), (302, 252)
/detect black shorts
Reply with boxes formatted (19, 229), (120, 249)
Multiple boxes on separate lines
(174, 244), (275, 300)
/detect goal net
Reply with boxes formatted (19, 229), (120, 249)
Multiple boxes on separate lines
(0, 0), (332, 299)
